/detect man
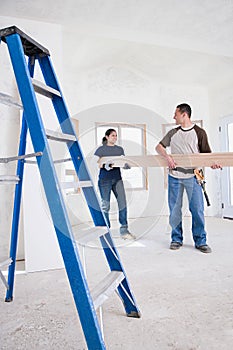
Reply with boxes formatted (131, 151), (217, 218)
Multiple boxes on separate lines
(156, 103), (221, 253)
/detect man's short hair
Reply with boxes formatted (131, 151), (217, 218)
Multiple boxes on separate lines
(177, 103), (192, 118)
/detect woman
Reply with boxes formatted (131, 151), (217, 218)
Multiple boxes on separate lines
(94, 129), (135, 240)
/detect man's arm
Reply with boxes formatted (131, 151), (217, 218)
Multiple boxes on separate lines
(195, 125), (222, 169)
(155, 143), (176, 169)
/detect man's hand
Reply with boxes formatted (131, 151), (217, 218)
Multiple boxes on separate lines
(123, 163), (131, 170)
(165, 154), (177, 169)
(155, 143), (176, 169)
(211, 163), (222, 169)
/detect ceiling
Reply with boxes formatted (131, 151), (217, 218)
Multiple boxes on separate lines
(1, 0), (233, 57)
(1, 0), (233, 87)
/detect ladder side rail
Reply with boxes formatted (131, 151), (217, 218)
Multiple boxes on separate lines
(100, 233), (140, 317)
(80, 186), (108, 227)
(5, 57), (34, 302)
(38, 56), (89, 180)
(5, 34), (106, 350)
(5, 117), (28, 301)
(65, 138), (141, 315)
(65, 143), (109, 225)
(38, 56), (108, 225)
(38, 56), (75, 135)
(38, 56), (88, 180)
(68, 147), (111, 225)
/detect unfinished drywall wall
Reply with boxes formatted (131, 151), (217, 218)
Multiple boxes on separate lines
(0, 17), (64, 271)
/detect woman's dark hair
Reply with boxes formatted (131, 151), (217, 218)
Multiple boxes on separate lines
(102, 128), (117, 144)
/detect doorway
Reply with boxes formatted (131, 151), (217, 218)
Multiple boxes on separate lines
(220, 115), (233, 219)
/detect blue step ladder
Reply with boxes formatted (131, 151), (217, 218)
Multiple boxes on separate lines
(0, 26), (140, 350)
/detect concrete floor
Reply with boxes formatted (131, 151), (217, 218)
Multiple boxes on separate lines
(0, 216), (233, 350)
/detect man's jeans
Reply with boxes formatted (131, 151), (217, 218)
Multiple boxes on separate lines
(168, 175), (207, 247)
(98, 178), (129, 235)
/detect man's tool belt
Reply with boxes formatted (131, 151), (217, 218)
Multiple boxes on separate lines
(174, 167), (195, 174)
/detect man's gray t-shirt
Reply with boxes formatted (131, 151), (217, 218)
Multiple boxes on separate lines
(159, 124), (211, 178)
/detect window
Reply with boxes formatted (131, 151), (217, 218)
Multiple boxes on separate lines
(96, 123), (147, 190)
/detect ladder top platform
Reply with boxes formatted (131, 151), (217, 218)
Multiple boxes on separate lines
(0, 26), (50, 57)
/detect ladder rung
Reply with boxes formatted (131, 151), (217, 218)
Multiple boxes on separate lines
(54, 158), (72, 164)
(25, 157), (71, 165)
(0, 258), (12, 269)
(46, 129), (76, 142)
(61, 180), (92, 190)
(75, 226), (107, 245)
(0, 92), (23, 109)
(0, 175), (20, 184)
(78, 181), (93, 188)
(0, 152), (42, 164)
(0, 270), (9, 289)
(91, 271), (125, 310)
(32, 78), (61, 98)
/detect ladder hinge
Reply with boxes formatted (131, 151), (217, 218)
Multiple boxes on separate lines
(222, 203), (224, 209)
(219, 126), (221, 132)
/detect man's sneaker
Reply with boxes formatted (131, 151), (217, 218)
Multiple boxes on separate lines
(121, 233), (136, 240)
(195, 245), (212, 253)
(170, 242), (182, 250)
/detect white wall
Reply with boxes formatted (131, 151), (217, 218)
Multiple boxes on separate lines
(0, 17), (64, 271)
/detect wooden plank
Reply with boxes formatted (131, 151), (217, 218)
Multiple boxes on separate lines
(99, 152), (233, 168)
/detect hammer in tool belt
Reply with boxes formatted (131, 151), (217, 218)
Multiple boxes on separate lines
(194, 169), (211, 207)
